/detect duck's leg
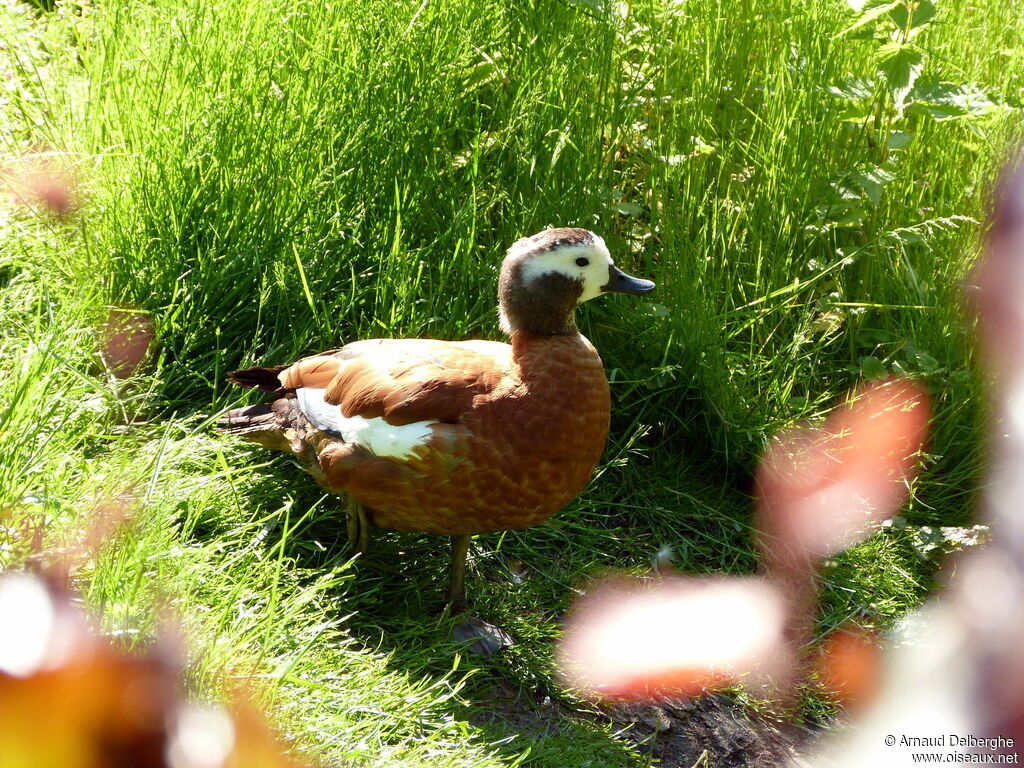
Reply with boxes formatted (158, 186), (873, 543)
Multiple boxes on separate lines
(345, 496), (371, 555)
(446, 534), (471, 611)
(447, 534), (515, 656)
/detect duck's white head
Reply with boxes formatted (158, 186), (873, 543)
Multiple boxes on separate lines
(498, 228), (655, 336)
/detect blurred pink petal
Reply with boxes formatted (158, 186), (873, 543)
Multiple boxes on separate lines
(558, 577), (791, 700)
(100, 309), (154, 379)
(756, 378), (930, 565)
(2, 149), (78, 217)
(975, 152), (1024, 381)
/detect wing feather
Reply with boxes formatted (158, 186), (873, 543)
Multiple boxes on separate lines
(278, 339), (511, 426)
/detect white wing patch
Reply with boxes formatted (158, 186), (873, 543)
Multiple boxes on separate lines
(296, 387), (344, 433)
(296, 387), (435, 460)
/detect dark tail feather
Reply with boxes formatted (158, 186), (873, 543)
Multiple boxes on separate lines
(217, 399), (308, 454)
(217, 403), (279, 435)
(228, 365), (288, 393)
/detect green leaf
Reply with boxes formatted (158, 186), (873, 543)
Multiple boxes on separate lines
(827, 77), (874, 102)
(835, 0), (902, 38)
(814, 163), (896, 225)
(906, 347), (941, 373)
(889, 1), (937, 31)
(846, 25), (881, 40)
(886, 131), (914, 150)
(610, 201), (643, 216)
(860, 356), (888, 380)
(908, 80), (1002, 121)
(846, 0), (898, 12)
(850, 164), (896, 207)
(876, 42), (923, 112)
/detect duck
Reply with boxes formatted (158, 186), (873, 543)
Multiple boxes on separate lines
(217, 228), (654, 615)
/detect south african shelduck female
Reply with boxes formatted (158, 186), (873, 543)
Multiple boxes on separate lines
(218, 228), (654, 612)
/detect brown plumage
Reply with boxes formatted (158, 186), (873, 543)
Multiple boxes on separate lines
(218, 228), (654, 609)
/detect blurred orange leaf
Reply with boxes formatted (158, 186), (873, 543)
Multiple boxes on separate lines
(815, 627), (883, 711)
(756, 378), (930, 565)
(0, 574), (316, 768)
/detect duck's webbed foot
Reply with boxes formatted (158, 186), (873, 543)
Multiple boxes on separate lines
(453, 614), (515, 657)
(446, 534), (514, 656)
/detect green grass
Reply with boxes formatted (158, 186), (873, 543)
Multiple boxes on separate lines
(2, 0), (1022, 765)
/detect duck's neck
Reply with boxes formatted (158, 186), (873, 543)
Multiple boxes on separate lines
(500, 301), (578, 337)
(510, 328), (597, 363)
(506, 316), (577, 339)
(498, 271), (582, 338)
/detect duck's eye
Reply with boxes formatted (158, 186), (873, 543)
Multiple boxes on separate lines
(575, 257), (590, 267)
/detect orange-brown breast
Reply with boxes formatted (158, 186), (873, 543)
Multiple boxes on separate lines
(310, 333), (611, 535)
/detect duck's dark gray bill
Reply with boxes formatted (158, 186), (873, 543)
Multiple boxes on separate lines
(602, 264), (656, 295)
